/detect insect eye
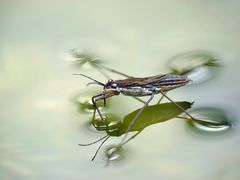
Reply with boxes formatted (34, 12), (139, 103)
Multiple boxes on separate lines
(111, 83), (117, 88)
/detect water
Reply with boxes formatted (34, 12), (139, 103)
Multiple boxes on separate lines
(187, 107), (232, 135)
(168, 50), (220, 84)
(105, 146), (123, 162)
(1, 1), (240, 180)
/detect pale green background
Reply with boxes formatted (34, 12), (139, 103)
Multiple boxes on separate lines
(1, 1), (240, 179)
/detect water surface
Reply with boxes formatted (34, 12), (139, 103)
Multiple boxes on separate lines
(1, 1), (240, 179)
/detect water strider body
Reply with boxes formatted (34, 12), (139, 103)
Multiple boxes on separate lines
(105, 74), (190, 96)
(76, 73), (194, 161)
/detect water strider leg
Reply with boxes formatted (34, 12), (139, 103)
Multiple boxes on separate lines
(92, 93), (106, 122)
(95, 66), (111, 79)
(106, 131), (143, 165)
(100, 66), (146, 104)
(120, 130), (142, 146)
(134, 91), (166, 105)
(103, 68), (147, 104)
(104, 114), (142, 164)
(132, 96), (147, 104)
(157, 92), (167, 104)
(106, 95), (154, 162)
(100, 64), (131, 78)
(78, 135), (109, 146)
(92, 108), (97, 128)
(92, 67), (145, 105)
(118, 94), (154, 147)
(91, 135), (110, 161)
(78, 134), (111, 161)
(159, 90), (195, 120)
(95, 66), (147, 105)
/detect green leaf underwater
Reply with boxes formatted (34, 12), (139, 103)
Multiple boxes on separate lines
(106, 101), (193, 136)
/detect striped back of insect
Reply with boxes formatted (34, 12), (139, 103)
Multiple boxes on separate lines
(155, 74), (190, 92)
(115, 74), (190, 97)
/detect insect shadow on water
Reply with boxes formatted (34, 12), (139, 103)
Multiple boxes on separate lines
(72, 50), (228, 163)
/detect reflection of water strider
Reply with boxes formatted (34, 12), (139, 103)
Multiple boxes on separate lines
(75, 73), (195, 161)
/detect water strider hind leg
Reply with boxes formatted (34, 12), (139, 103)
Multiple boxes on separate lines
(157, 92), (167, 104)
(159, 90), (195, 120)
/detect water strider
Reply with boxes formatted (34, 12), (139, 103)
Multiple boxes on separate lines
(75, 73), (195, 161)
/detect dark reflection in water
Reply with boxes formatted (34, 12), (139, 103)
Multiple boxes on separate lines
(78, 102), (193, 162)
(71, 49), (103, 69)
(70, 49), (129, 78)
(186, 107), (232, 136)
(71, 90), (111, 113)
(83, 113), (121, 134)
(168, 50), (220, 84)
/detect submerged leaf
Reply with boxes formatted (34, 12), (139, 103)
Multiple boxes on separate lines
(107, 101), (192, 136)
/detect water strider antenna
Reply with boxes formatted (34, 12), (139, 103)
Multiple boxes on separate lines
(73, 73), (105, 87)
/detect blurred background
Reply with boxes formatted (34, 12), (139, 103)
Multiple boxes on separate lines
(1, 0), (240, 179)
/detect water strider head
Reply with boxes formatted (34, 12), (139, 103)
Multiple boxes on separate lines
(105, 79), (118, 89)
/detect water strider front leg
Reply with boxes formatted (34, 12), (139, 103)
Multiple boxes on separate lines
(92, 90), (120, 122)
